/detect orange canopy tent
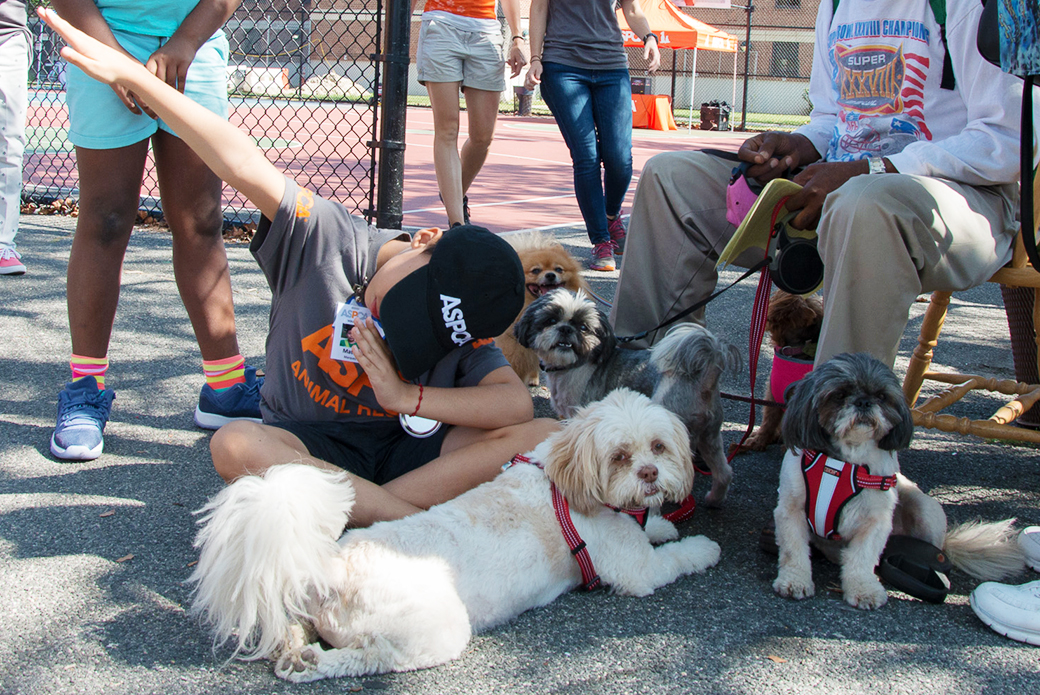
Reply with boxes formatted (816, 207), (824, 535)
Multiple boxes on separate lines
(617, 0), (737, 52)
(616, 0), (738, 128)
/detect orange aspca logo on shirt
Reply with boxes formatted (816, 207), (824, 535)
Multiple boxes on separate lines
(423, 0), (496, 20)
(293, 324), (390, 417)
(295, 189), (314, 218)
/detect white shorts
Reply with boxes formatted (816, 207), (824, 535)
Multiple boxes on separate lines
(416, 17), (506, 93)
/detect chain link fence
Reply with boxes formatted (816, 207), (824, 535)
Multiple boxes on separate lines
(22, 1), (818, 222)
(25, 0), (384, 224)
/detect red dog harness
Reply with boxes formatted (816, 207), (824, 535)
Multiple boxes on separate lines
(506, 454), (648, 590)
(794, 449), (897, 540)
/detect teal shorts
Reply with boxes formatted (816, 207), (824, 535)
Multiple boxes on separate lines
(66, 28), (230, 150)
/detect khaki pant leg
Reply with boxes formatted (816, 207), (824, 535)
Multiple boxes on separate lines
(815, 174), (1018, 368)
(611, 151), (754, 347)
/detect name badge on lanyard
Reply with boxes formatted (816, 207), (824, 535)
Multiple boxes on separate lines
(330, 297), (384, 363)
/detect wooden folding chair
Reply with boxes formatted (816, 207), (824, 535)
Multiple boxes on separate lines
(902, 171), (1040, 444)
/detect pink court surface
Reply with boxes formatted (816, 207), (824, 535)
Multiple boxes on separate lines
(400, 106), (747, 233)
(23, 98), (747, 232)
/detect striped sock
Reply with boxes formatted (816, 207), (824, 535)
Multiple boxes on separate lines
(71, 355), (109, 389)
(203, 355), (246, 392)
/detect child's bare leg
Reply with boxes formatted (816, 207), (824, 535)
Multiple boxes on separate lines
(152, 130), (239, 360)
(66, 142), (148, 357)
(210, 420), (423, 525)
(382, 418), (560, 508)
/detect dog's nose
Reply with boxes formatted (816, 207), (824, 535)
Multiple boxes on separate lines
(854, 396), (876, 410)
(544, 272), (557, 283)
(637, 465), (658, 483)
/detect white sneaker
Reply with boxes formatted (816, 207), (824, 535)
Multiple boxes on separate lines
(970, 580), (1040, 646)
(1019, 526), (1040, 572)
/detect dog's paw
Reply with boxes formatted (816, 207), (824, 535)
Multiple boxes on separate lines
(703, 484), (728, 509)
(773, 571), (815, 600)
(645, 515), (679, 544)
(674, 534), (722, 573)
(843, 579), (888, 610)
(738, 431), (775, 453)
(275, 644), (324, 683)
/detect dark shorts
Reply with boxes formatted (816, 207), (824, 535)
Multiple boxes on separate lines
(268, 419), (449, 485)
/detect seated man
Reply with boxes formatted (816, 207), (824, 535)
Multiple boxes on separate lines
(39, 8), (558, 527)
(611, 0), (1036, 369)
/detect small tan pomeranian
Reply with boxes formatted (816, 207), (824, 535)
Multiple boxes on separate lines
(497, 232), (588, 386)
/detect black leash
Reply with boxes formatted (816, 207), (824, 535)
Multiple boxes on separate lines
(616, 258), (770, 344)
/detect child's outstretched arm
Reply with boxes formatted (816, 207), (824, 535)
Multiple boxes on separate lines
(40, 7), (285, 219)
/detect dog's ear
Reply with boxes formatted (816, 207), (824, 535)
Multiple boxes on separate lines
(780, 373), (832, 453)
(542, 407), (606, 516)
(513, 300), (541, 348)
(879, 395), (915, 451)
(587, 307), (617, 365)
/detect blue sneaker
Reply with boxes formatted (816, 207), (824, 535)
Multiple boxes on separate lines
(50, 377), (115, 461)
(194, 365), (264, 430)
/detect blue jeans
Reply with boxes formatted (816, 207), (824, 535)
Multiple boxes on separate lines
(539, 62), (633, 245)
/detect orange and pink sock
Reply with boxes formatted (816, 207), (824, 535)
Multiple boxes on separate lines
(203, 355), (246, 392)
(70, 355), (109, 389)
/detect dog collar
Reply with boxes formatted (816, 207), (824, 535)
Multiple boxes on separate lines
(507, 455), (649, 588)
(540, 361), (579, 373)
(607, 505), (649, 529)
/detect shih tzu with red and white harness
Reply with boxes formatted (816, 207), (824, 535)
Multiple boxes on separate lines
(773, 352), (1024, 610)
(189, 389), (720, 681)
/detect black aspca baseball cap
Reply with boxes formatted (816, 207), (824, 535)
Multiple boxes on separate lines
(379, 225), (524, 380)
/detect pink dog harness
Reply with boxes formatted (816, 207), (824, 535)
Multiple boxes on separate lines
(770, 349), (814, 404)
(793, 449), (897, 540)
(506, 453), (648, 590)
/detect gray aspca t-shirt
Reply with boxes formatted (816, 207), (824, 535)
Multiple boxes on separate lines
(250, 178), (509, 424)
(542, 0), (627, 71)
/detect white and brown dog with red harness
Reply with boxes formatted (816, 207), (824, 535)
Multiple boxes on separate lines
(189, 389), (720, 681)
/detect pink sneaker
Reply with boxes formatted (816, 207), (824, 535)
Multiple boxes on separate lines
(589, 241), (616, 272)
(0, 248), (25, 275)
(608, 214), (626, 256)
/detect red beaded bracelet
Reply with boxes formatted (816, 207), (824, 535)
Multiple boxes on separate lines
(410, 383), (424, 417)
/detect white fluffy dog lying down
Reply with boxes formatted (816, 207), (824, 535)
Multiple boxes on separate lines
(189, 389), (721, 682)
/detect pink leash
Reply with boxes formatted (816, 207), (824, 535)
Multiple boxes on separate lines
(664, 197), (789, 524)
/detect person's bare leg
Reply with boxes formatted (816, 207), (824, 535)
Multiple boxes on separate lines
(152, 130), (240, 361)
(459, 87), (500, 196)
(210, 420), (422, 525)
(382, 418), (559, 509)
(427, 80), (466, 226)
(66, 143), (149, 358)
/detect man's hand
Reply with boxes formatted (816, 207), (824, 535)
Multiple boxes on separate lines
(785, 159), (869, 230)
(349, 318), (414, 414)
(738, 131), (820, 183)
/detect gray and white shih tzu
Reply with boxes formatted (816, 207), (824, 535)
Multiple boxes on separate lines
(514, 289), (741, 506)
(774, 352), (1024, 610)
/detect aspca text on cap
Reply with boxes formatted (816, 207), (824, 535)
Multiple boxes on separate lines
(440, 295), (472, 346)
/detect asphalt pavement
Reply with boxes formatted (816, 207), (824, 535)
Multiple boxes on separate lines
(1, 212), (1038, 695)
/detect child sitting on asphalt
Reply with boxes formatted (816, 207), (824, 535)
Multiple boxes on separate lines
(49, 0), (262, 462)
(39, 7), (558, 525)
